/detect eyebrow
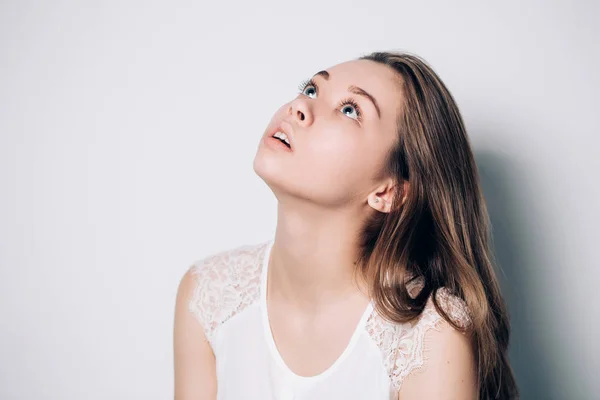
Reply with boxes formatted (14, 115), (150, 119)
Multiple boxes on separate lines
(313, 70), (381, 119)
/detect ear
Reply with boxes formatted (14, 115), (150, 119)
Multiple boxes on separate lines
(367, 179), (409, 213)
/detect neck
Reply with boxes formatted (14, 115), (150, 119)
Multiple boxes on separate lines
(267, 199), (370, 313)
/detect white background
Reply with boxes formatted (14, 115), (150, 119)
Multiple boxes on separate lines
(1, 1), (598, 399)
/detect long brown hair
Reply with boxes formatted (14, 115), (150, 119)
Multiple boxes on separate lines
(356, 51), (518, 399)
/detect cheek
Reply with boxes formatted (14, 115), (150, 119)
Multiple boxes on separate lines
(306, 122), (357, 155)
(304, 125), (379, 181)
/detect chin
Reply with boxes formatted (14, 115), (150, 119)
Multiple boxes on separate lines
(252, 155), (296, 199)
(253, 152), (279, 186)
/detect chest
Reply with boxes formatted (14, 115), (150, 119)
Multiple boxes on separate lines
(212, 303), (395, 399)
(267, 301), (367, 377)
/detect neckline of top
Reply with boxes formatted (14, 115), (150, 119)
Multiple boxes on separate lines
(258, 239), (374, 386)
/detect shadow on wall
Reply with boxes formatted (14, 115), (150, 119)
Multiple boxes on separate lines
(475, 150), (558, 400)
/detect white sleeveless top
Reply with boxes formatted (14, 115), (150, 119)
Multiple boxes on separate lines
(187, 239), (472, 400)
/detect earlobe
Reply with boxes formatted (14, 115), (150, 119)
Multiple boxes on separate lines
(369, 180), (400, 213)
(370, 196), (391, 213)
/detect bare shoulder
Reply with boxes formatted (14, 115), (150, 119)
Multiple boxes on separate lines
(398, 288), (477, 399)
(173, 266), (217, 399)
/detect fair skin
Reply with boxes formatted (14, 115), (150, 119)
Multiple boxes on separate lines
(173, 59), (476, 399)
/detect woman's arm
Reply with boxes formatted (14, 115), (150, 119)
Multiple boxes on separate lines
(173, 268), (217, 400)
(398, 320), (477, 399)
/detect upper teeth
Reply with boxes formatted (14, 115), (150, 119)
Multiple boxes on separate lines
(273, 131), (290, 145)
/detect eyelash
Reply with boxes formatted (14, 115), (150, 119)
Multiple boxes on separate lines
(297, 78), (363, 122)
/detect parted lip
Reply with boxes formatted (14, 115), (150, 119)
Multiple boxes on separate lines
(267, 120), (294, 150)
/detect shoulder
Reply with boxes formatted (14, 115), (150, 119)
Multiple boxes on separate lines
(188, 239), (269, 286)
(397, 289), (476, 398)
(185, 240), (271, 346)
(366, 287), (474, 397)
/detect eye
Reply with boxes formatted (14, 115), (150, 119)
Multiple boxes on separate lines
(298, 79), (318, 99)
(303, 85), (317, 98)
(338, 98), (362, 121)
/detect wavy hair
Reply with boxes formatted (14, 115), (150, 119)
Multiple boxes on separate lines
(356, 51), (518, 399)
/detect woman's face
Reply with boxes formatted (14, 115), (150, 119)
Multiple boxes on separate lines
(254, 59), (402, 208)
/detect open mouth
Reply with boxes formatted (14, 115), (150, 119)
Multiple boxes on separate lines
(272, 131), (291, 149)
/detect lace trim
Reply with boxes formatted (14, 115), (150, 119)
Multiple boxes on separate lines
(365, 287), (472, 395)
(187, 241), (269, 348)
(186, 239), (472, 395)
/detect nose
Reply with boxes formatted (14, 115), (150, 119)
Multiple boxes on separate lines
(288, 98), (313, 126)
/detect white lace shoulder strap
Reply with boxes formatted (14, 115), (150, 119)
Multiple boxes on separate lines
(187, 240), (269, 347)
(365, 287), (472, 395)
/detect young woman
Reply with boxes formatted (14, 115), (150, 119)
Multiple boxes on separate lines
(173, 51), (518, 399)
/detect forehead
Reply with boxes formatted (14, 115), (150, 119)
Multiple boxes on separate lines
(320, 59), (403, 120)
